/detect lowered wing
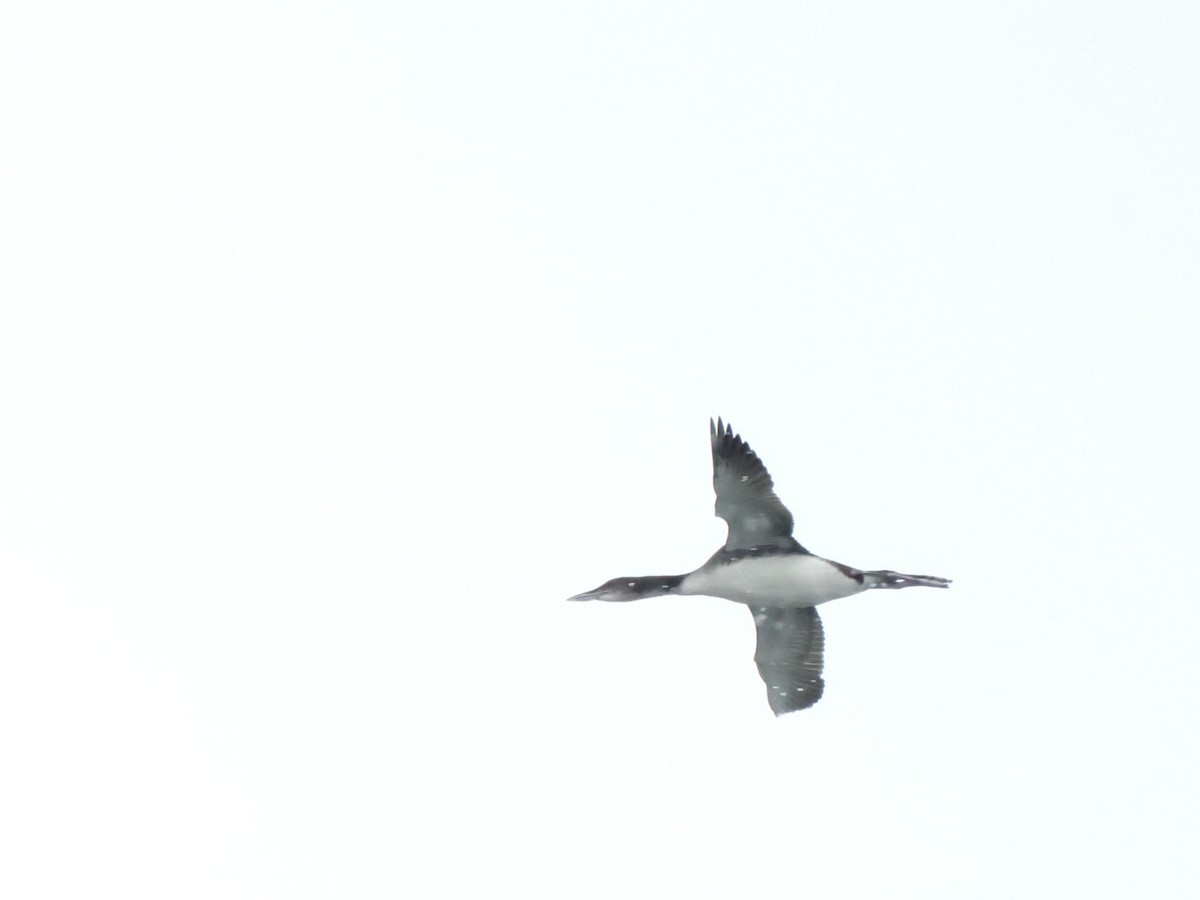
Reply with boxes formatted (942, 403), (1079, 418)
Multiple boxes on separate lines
(751, 606), (825, 714)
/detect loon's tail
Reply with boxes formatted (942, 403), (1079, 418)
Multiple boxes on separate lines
(566, 574), (686, 602)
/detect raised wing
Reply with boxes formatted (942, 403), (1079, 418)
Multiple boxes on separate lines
(751, 606), (825, 715)
(710, 418), (801, 551)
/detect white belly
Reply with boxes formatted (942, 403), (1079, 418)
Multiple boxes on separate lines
(679, 555), (866, 608)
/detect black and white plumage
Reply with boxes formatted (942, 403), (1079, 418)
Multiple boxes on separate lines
(567, 418), (951, 715)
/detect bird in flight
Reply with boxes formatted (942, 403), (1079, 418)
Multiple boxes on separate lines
(568, 418), (951, 715)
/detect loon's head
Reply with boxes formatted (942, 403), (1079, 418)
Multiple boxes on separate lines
(566, 574), (684, 603)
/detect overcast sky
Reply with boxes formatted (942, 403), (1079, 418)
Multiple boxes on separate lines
(3, 3), (1199, 898)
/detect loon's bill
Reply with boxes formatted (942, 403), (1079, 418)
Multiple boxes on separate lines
(568, 418), (951, 715)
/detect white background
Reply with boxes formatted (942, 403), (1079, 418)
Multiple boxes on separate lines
(3, 3), (1198, 897)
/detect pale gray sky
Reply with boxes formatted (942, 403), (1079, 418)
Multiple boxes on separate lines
(3, 3), (1199, 898)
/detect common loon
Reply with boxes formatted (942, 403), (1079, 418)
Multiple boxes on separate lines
(568, 418), (951, 715)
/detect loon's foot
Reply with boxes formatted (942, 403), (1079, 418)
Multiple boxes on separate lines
(864, 570), (953, 590)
